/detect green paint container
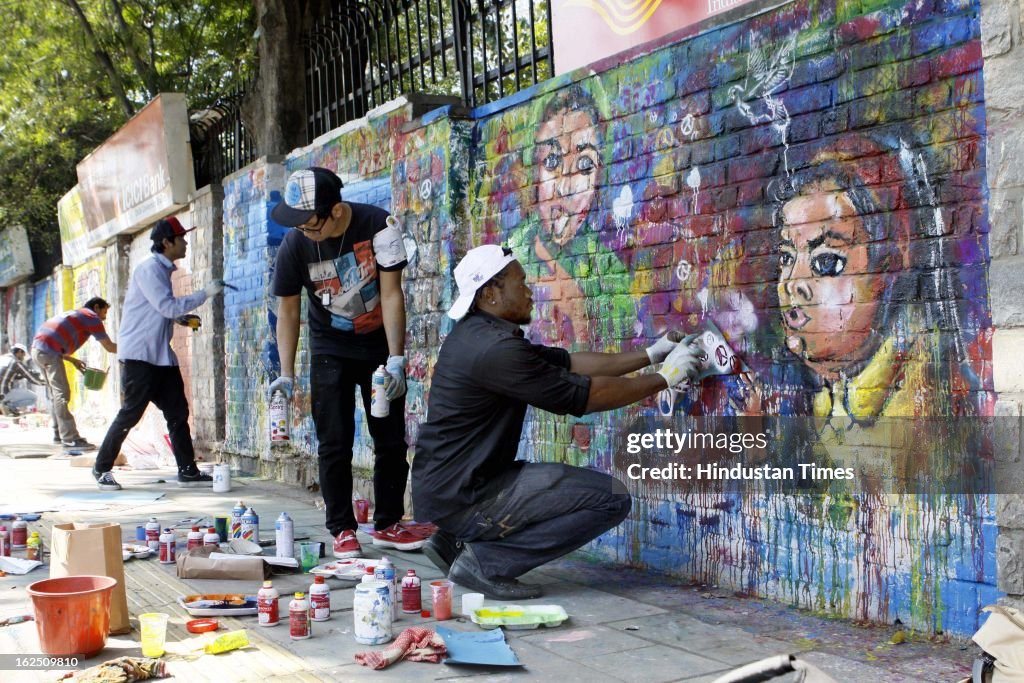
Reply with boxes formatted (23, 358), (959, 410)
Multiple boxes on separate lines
(83, 367), (107, 391)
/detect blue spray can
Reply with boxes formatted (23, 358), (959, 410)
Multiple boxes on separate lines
(241, 506), (260, 543)
(230, 501), (246, 539)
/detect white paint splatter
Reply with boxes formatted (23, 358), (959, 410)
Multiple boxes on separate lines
(729, 31), (796, 175)
(613, 185), (634, 244)
(697, 287), (710, 317)
(686, 166), (701, 214)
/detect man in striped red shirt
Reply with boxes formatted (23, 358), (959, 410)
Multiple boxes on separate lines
(31, 297), (117, 450)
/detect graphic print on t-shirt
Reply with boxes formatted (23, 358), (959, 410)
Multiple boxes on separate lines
(308, 239), (382, 333)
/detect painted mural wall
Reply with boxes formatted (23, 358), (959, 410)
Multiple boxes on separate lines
(217, 0), (997, 635)
(463, 0), (996, 634)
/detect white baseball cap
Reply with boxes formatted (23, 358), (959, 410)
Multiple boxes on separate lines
(448, 244), (516, 320)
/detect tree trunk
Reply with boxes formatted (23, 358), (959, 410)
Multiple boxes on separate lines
(245, 0), (329, 156)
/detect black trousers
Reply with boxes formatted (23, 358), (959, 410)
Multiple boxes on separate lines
(94, 361), (197, 473)
(440, 463), (632, 579)
(311, 354), (408, 535)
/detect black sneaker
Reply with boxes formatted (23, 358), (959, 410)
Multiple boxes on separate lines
(423, 529), (461, 575)
(52, 435), (62, 444)
(92, 469), (122, 491)
(178, 470), (214, 488)
(63, 438), (96, 451)
(448, 544), (543, 601)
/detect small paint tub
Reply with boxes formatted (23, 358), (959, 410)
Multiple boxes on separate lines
(83, 367), (107, 391)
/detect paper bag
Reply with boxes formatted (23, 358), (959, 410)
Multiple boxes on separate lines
(49, 522), (130, 635)
(176, 545), (270, 580)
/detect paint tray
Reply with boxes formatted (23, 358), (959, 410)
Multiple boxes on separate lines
(470, 604), (569, 630)
(309, 558), (379, 581)
(178, 594), (258, 616)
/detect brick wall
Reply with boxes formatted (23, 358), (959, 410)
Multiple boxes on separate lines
(213, 0), (1016, 634)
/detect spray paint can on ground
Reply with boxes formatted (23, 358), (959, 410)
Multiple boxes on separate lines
(275, 512), (294, 559)
(241, 507), (259, 543)
(289, 592), (311, 640)
(230, 501), (246, 539)
(269, 390), (290, 442)
(310, 575), (331, 622)
(145, 517), (160, 552)
(401, 570), (422, 614)
(370, 366), (389, 418)
(258, 580), (280, 627)
(374, 556), (397, 620)
(187, 526), (204, 551)
(159, 528), (176, 564)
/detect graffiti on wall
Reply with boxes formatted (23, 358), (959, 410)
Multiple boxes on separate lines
(463, 0), (994, 633)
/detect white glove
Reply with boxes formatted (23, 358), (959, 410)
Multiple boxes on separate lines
(384, 355), (406, 400)
(268, 375), (294, 400)
(657, 342), (699, 388)
(204, 279), (225, 297)
(646, 331), (683, 364)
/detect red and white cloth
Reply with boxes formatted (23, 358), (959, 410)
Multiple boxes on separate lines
(354, 627), (447, 670)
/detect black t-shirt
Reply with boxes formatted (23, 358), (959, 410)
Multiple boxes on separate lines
(271, 202), (407, 360)
(411, 312), (592, 522)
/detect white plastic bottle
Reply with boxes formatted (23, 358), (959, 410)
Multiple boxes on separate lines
(289, 592), (311, 640)
(186, 525), (204, 551)
(275, 512), (294, 559)
(203, 527), (220, 547)
(145, 517), (160, 551)
(309, 575), (331, 622)
(375, 556), (397, 619)
(158, 528), (176, 564)
(257, 580), (280, 627)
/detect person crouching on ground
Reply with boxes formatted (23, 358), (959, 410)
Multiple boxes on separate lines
(412, 245), (699, 600)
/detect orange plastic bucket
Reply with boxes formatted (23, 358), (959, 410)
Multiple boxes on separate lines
(27, 575), (117, 657)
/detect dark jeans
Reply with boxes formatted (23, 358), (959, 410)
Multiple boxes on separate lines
(311, 354), (408, 535)
(439, 463), (631, 580)
(95, 361), (197, 473)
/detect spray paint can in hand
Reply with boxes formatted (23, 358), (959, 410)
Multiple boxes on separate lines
(159, 528), (176, 564)
(275, 512), (294, 559)
(241, 507), (259, 543)
(145, 517), (160, 552)
(310, 575), (331, 622)
(269, 389), (290, 442)
(230, 501), (246, 539)
(289, 592), (311, 640)
(375, 556), (397, 620)
(370, 365), (389, 418)
(258, 580), (280, 627)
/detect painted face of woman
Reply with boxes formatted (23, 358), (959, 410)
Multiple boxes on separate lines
(777, 181), (884, 379)
(535, 109), (600, 247)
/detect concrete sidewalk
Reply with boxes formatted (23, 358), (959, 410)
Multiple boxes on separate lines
(0, 423), (977, 682)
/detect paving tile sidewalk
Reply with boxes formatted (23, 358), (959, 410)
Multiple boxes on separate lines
(0, 424), (977, 682)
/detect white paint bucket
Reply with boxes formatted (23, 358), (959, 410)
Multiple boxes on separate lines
(213, 463), (232, 493)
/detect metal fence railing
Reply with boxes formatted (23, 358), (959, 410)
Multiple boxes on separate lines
(305, 0), (553, 141)
(190, 82), (257, 187)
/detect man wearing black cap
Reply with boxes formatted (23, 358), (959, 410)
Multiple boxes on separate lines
(269, 166), (421, 559)
(91, 216), (225, 491)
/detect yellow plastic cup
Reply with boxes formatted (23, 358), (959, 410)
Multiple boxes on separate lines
(139, 612), (169, 657)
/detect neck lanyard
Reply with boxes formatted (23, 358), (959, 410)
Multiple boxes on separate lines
(315, 229), (347, 307)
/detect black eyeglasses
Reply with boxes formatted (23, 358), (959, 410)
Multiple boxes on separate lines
(294, 216), (328, 233)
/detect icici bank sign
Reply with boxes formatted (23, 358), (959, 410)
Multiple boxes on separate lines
(76, 94), (195, 246)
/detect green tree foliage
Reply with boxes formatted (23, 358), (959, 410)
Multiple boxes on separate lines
(0, 0), (255, 261)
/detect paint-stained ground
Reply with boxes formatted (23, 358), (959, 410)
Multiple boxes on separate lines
(0, 422), (977, 682)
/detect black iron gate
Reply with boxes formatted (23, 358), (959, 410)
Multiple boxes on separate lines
(305, 0), (553, 141)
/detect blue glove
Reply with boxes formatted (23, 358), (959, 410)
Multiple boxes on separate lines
(384, 355), (406, 400)
(268, 375), (294, 400)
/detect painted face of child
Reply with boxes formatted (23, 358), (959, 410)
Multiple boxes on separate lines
(535, 109), (600, 247)
(777, 182), (884, 378)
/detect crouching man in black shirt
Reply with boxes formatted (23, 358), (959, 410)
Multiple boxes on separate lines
(412, 245), (699, 600)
